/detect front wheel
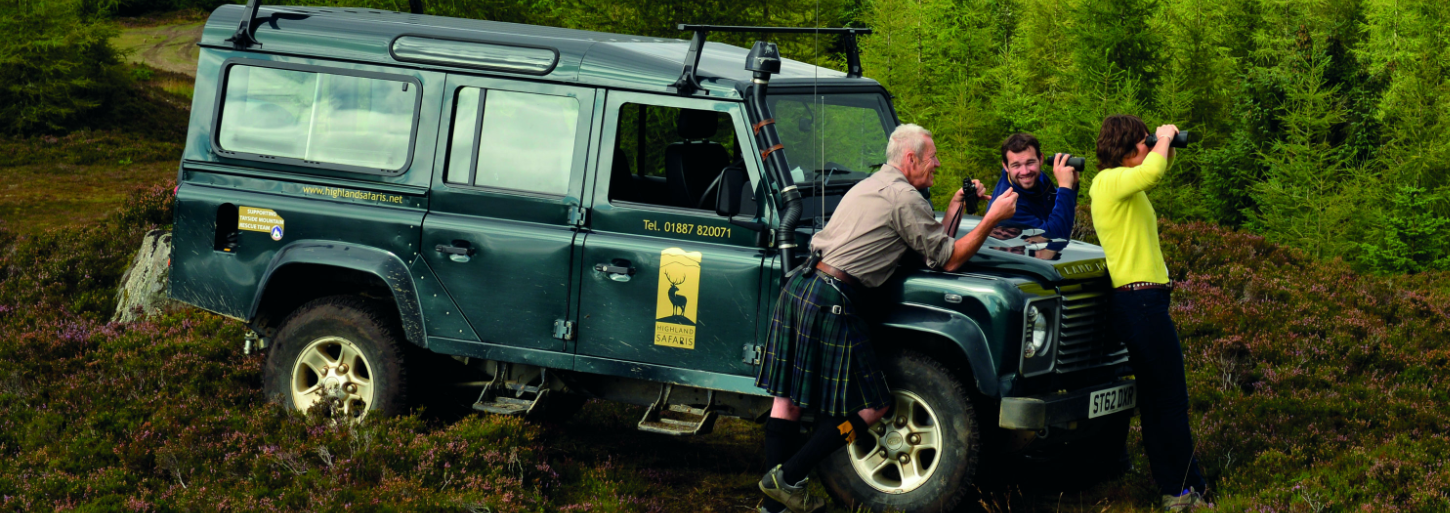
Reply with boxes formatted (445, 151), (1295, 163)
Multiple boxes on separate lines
(817, 349), (980, 511)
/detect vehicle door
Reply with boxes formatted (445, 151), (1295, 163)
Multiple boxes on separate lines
(422, 75), (596, 351)
(575, 91), (768, 375)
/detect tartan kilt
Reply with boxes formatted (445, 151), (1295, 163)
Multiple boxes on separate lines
(754, 270), (892, 417)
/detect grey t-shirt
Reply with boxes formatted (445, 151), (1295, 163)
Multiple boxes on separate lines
(811, 166), (955, 288)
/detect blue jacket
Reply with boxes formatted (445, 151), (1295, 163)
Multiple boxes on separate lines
(985, 168), (1078, 240)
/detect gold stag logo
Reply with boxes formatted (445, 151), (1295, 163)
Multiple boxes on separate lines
(654, 248), (702, 349)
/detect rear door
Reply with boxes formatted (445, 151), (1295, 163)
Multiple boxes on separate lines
(421, 75), (596, 351)
(574, 91), (768, 376)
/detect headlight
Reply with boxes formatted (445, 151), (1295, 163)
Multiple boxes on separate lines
(1024, 305), (1050, 358)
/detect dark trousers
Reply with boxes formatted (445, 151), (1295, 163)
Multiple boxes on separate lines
(1111, 288), (1206, 495)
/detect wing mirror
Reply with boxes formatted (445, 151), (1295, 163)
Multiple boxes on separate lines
(716, 162), (747, 218)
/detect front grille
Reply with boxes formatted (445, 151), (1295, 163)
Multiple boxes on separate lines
(1055, 286), (1127, 373)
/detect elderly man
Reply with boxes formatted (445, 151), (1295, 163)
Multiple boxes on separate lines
(753, 124), (1018, 513)
(981, 132), (1080, 239)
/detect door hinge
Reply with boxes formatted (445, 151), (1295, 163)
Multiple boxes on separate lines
(568, 207), (589, 227)
(742, 344), (763, 365)
(553, 319), (575, 341)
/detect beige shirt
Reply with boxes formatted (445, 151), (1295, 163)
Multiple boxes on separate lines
(811, 166), (955, 288)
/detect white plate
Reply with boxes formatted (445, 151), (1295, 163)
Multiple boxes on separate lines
(1088, 383), (1136, 419)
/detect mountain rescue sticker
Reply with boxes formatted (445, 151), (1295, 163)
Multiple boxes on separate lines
(239, 207), (285, 241)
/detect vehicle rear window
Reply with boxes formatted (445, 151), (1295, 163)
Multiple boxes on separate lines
(217, 64), (418, 172)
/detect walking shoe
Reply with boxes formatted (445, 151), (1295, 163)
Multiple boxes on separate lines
(758, 465), (825, 513)
(1162, 487), (1214, 511)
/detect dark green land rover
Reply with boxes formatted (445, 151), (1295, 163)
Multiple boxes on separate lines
(170, 2), (1137, 509)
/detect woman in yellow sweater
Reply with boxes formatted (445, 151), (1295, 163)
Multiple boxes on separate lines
(1089, 115), (1211, 511)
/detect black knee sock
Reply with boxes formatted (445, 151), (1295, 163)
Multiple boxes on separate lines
(762, 418), (802, 513)
(781, 412), (870, 484)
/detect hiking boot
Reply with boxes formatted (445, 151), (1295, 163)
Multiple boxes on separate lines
(758, 465), (825, 513)
(1162, 487), (1214, 511)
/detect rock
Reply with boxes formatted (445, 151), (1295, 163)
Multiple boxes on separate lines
(113, 229), (186, 323)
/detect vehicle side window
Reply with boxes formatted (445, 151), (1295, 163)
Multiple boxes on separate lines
(609, 103), (745, 211)
(444, 88), (480, 184)
(217, 64), (417, 171)
(444, 88), (579, 195)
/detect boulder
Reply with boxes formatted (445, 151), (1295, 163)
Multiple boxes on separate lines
(113, 229), (186, 323)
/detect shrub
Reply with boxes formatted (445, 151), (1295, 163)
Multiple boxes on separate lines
(1161, 218), (1450, 510)
(1353, 185), (1450, 274)
(0, 2), (130, 135)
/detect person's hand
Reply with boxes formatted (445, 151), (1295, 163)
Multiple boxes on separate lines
(971, 179), (991, 200)
(1154, 124), (1179, 148)
(1050, 153), (1077, 189)
(951, 187), (966, 206)
(985, 189), (1018, 224)
(1152, 124), (1179, 161)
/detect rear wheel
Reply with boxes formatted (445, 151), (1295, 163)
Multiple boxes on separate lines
(263, 296), (410, 421)
(818, 349), (979, 511)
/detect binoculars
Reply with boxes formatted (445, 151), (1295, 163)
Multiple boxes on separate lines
(1050, 153), (1085, 173)
(1145, 131), (1194, 148)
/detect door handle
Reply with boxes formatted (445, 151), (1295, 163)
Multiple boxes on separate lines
(436, 241), (476, 263)
(595, 262), (635, 282)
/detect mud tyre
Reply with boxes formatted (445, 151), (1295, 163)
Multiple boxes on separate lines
(263, 295), (410, 421)
(818, 349), (979, 512)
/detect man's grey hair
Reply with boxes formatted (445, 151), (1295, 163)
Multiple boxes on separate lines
(885, 124), (933, 165)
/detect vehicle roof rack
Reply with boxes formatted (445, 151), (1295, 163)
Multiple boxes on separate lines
(672, 24), (873, 96)
(226, 0), (264, 50)
(225, 0), (426, 50)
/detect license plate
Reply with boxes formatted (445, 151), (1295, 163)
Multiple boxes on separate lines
(1088, 383), (1136, 419)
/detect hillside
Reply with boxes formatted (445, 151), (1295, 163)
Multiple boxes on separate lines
(2, 5), (1448, 511)
(1, 186), (1446, 510)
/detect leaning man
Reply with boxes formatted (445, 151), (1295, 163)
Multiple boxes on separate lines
(753, 124), (1018, 513)
(1089, 115), (1211, 511)
(984, 132), (1079, 239)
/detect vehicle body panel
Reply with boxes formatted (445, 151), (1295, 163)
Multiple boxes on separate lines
(419, 74), (597, 352)
(170, 176), (426, 321)
(573, 91), (767, 376)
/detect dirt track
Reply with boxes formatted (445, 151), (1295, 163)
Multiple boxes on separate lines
(114, 21), (205, 77)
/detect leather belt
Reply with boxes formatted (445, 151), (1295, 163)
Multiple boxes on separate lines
(1115, 281), (1173, 292)
(815, 261), (861, 288)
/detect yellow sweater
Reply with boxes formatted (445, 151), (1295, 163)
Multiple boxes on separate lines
(1089, 152), (1171, 288)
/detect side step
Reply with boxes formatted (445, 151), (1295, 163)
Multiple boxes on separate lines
(472, 363), (550, 417)
(638, 384), (718, 436)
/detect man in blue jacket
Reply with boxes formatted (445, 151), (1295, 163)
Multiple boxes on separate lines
(982, 133), (1080, 239)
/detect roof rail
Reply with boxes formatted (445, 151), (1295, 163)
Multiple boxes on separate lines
(671, 24), (874, 96)
(225, 0), (263, 50)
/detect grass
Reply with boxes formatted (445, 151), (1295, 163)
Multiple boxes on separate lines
(15, 177), (1445, 511)
(5, 172), (1446, 512)
(0, 161), (176, 235)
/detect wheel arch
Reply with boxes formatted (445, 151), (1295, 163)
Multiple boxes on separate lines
(880, 302), (1000, 398)
(248, 240), (426, 349)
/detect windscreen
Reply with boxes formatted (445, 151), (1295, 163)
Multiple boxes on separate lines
(766, 93), (895, 220)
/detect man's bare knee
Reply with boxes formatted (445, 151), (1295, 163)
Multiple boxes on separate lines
(857, 406), (890, 425)
(771, 397), (803, 421)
